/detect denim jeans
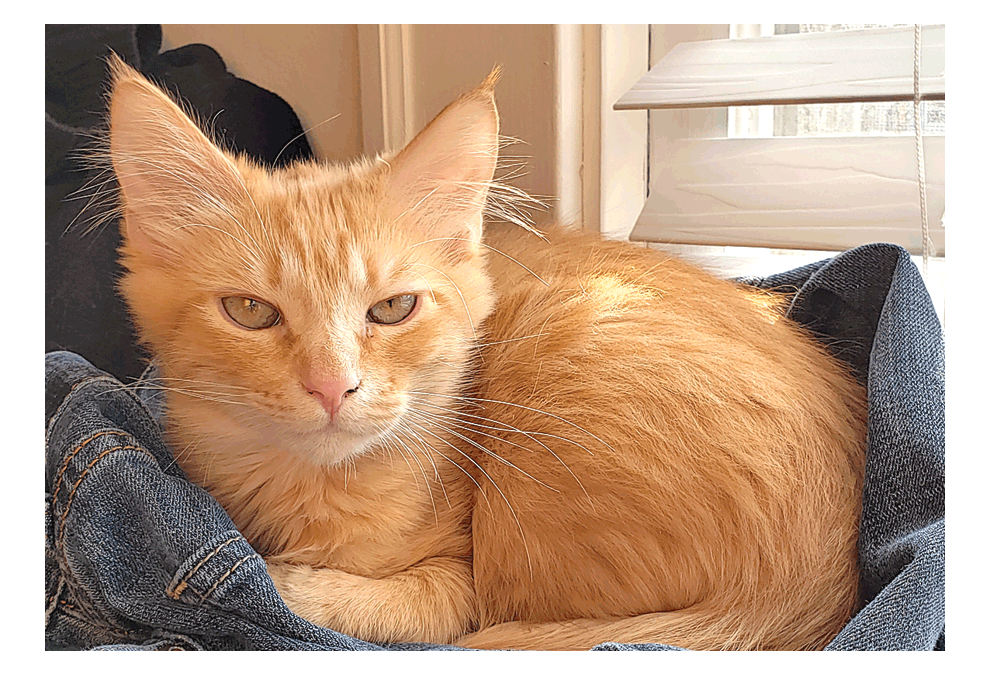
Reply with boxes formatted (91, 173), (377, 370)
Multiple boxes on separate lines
(45, 243), (944, 650)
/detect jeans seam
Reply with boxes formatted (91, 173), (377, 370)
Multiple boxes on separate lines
(45, 575), (66, 630)
(57, 444), (156, 551)
(58, 600), (137, 640)
(49, 579), (139, 640)
(51, 430), (131, 507)
(199, 552), (262, 605)
(45, 375), (125, 446)
(167, 534), (242, 600)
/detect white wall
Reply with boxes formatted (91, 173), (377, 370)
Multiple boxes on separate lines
(402, 25), (559, 223)
(160, 24), (364, 162)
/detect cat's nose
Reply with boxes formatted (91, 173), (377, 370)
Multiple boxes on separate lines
(302, 375), (360, 419)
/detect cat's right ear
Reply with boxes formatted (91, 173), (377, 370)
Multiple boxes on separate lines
(106, 54), (244, 262)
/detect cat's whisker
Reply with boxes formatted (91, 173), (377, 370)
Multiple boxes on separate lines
(271, 113), (342, 168)
(344, 455), (358, 490)
(394, 421), (451, 508)
(467, 332), (550, 349)
(380, 429), (425, 492)
(386, 419), (440, 483)
(530, 361), (545, 399)
(408, 402), (593, 499)
(531, 314), (555, 364)
(379, 427), (440, 525)
(401, 423), (486, 510)
(410, 237), (550, 287)
(342, 455), (352, 489)
(393, 185), (442, 225)
(201, 433), (224, 487)
(408, 262), (478, 341)
(407, 396), (517, 431)
(380, 429), (434, 512)
(408, 400), (591, 500)
(62, 170), (123, 236)
(121, 382), (254, 407)
(396, 436), (450, 518)
(406, 409), (559, 494)
(171, 392), (253, 406)
(403, 269), (438, 306)
(167, 425), (225, 487)
(135, 375), (254, 395)
(152, 376), (253, 391)
(226, 160), (273, 254)
(402, 417), (532, 576)
(164, 436), (203, 475)
(381, 443), (397, 472)
(408, 390), (611, 454)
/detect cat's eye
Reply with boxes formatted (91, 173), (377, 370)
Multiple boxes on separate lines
(367, 294), (419, 325)
(221, 296), (281, 330)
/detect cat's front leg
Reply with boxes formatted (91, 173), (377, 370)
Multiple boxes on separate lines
(266, 556), (477, 645)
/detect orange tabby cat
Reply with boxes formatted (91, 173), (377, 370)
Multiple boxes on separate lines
(105, 54), (866, 650)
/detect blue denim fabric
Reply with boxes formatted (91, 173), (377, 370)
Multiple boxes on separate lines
(44, 243), (944, 651)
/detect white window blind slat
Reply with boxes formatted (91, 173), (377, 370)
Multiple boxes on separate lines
(615, 25), (944, 110)
(629, 136), (944, 256)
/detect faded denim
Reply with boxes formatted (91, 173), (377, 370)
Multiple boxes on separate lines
(45, 243), (944, 650)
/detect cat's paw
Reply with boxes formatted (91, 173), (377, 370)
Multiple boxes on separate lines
(265, 560), (325, 624)
(263, 561), (370, 639)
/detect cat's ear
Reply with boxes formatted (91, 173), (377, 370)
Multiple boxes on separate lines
(106, 54), (244, 261)
(384, 69), (501, 247)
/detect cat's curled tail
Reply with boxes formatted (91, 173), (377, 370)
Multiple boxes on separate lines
(456, 599), (842, 651)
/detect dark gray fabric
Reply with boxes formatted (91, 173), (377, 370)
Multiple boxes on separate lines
(44, 243), (944, 650)
(750, 244), (945, 651)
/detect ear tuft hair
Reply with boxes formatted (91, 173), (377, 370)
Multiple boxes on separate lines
(105, 53), (248, 262)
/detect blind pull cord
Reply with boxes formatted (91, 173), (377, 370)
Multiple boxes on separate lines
(914, 23), (932, 281)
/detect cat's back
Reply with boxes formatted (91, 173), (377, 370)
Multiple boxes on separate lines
(477, 224), (856, 420)
(468, 224), (866, 649)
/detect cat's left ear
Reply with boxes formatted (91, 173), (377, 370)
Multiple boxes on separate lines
(384, 69), (501, 247)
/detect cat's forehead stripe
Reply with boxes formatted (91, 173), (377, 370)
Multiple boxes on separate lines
(343, 238), (368, 288)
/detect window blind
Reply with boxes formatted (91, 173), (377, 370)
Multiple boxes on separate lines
(615, 25), (945, 255)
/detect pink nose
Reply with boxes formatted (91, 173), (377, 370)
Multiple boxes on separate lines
(302, 376), (360, 418)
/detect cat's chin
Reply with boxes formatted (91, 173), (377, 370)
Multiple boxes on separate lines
(281, 424), (385, 468)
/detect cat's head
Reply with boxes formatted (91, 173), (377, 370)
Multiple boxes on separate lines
(106, 55), (501, 467)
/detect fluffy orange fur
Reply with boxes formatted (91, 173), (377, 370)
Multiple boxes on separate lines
(106, 55), (866, 650)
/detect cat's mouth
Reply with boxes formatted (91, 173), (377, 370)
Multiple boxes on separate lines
(272, 418), (383, 467)
(267, 394), (406, 467)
